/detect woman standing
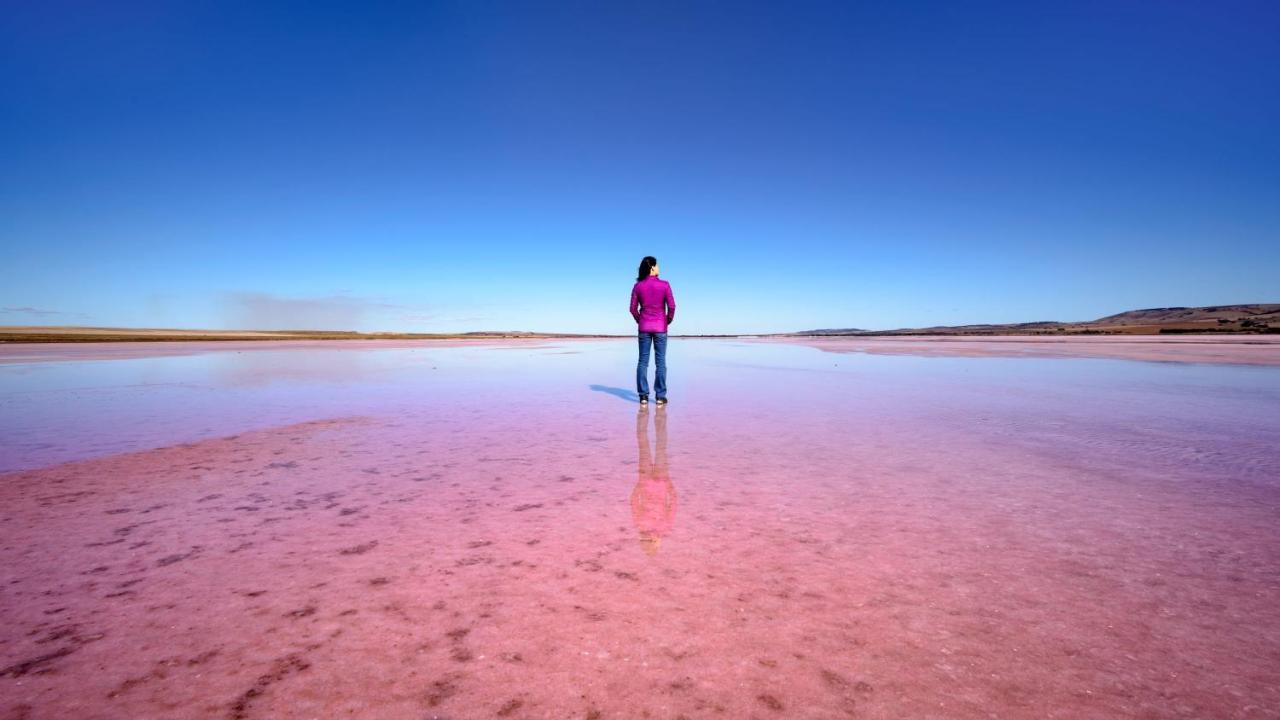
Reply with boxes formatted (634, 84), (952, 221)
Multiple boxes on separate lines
(630, 256), (676, 406)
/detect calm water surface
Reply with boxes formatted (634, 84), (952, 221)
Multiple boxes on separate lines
(2, 339), (1278, 719)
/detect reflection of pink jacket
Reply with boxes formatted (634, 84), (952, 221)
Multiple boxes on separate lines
(630, 473), (677, 537)
(630, 277), (676, 333)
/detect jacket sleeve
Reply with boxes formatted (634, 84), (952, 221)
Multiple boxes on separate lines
(630, 284), (641, 323)
(664, 283), (676, 325)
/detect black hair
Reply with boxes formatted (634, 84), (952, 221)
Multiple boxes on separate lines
(637, 256), (658, 282)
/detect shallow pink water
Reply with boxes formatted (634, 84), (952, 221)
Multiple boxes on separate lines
(2, 338), (1279, 719)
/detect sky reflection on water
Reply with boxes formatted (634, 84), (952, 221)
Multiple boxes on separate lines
(3, 338), (1278, 474)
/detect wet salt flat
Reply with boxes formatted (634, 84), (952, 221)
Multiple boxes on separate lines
(2, 338), (1279, 719)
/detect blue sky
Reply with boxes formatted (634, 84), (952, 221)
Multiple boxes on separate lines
(2, 1), (1277, 334)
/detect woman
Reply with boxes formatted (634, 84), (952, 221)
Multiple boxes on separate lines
(630, 256), (676, 406)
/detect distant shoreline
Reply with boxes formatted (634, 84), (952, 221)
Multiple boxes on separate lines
(2, 330), (1276, 343)
(0, 328), (752, 343)
(2, 333), (1277, 368)
(0, 330), (617, 343)
(2, 304), (1276, 342)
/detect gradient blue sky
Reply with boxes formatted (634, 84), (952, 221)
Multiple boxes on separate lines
(2, 1), (1277, 334)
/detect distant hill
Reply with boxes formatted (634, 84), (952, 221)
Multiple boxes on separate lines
(791, 304), (1280, 336)
(1090, 305), (1280, 326)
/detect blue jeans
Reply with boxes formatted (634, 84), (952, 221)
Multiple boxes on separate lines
(637, 332), (667, 400)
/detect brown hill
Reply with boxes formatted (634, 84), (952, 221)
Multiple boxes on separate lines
(1091, 304), (1280, 326)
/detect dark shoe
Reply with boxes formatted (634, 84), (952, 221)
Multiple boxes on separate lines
(639, 396), (649, 405)
(655, 397), (667, 406)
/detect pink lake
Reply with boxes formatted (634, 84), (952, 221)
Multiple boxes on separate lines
(2, 337), (1279, 719)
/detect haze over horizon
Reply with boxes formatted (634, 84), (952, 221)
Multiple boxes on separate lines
(3, 2), (1278, 335)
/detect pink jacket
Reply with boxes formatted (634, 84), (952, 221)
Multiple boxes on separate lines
(630, 276), (676, 333)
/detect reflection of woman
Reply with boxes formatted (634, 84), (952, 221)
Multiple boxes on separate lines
(630, 406), (676, 556)
(630, 256), (675, 406)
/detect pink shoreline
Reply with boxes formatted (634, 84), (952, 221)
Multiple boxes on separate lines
(753, 334), (1280, 365)
(0, 338), (602, 364)
(4, 335), (1278, 366)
